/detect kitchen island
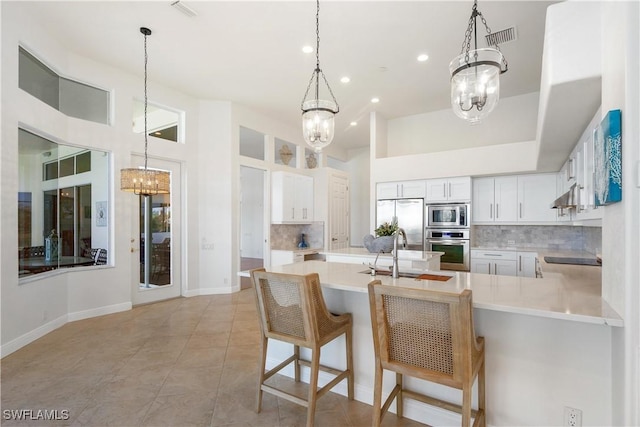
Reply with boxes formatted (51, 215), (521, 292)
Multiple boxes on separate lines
(264, 260), (621, 426)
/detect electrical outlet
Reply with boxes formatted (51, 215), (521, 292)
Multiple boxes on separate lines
(507, 239), (516, 246)
(564, 407), (582, 427)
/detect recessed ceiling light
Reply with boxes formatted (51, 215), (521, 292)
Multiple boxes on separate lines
(350, 121), (357, 126)
(417, 54), (429, 62)
(302, 45), (313, 53)
(371, 97), (380, 103)
(340, 76), (351, 84)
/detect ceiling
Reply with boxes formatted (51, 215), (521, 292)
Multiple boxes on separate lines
(17, 0), (558, 153)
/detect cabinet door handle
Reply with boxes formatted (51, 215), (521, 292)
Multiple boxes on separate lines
(490, 204), (493, 219)
(519, 202), (522, 219)
(448, 182), (452, 198)
(488, 263), (491, 274)
(519, 255), (522, 271)
(292, 208), (295, 219)
(443, 183), (447, 198)
(496, 204), (499, 219)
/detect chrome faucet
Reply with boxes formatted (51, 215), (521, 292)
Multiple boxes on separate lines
(392, 228), (407, 278)
(368, 249), (383, 276)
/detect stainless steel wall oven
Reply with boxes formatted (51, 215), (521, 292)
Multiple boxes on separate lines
(425, 228), (470, 271)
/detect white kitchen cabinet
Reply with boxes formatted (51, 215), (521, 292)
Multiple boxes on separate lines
(377, 180), (425, 199)
(517, 251), (539, 278)
(425, 176), (471, 203)
(271, 250), (304, 266)
(474, 174), (560, 224)
(470, 249), (517, 276)
(517, 174), (558, 222)
(272, 171), (314, 223)
(472, 176), (518, 223)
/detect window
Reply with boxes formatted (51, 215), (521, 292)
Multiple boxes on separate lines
(132, 100), (183, 143)
(239, 126), (265, 160)
(18, 128), (110, 278)
(18, 47), (110, 125)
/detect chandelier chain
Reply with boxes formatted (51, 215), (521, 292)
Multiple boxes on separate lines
(315, 0), (320, 70)
(300, 0), (339, 111)
(460, 0), (508, 71)
(143, 30), (149, 171)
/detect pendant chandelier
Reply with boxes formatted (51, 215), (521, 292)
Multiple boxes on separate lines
(120, 27), (170, 196)
(301, 0), (339, 153)
(449, 0), (508, 124)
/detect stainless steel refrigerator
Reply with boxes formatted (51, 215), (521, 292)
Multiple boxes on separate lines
(376, 198), (424, 250)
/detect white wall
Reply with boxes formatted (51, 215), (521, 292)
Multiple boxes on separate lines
(1, 2), (199, 355)
(345, 147), (371, 245)
(599, 1), (640, 424)
(387, 92), (539, 157)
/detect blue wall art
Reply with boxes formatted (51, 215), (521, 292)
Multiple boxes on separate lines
(594, 109), (622, 206)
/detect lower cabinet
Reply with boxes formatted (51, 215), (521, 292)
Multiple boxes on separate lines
(517, 251), (539, 278)
(470, 249), (538, 277)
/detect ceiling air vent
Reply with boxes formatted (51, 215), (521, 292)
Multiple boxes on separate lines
(170, 1), (198, 17)
(485, 26), (518, 46)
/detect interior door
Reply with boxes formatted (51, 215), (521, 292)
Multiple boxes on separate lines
(240, 166), (266, 288)
(329, 173), (349, 250)
(130, 155), (182, 305)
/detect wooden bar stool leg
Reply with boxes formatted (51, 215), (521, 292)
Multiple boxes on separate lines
(462, 384), (472, 427)
(372, 363), (383, 427)
(294, 344), (301, 382)
(346, 326), (354, 400)
(306, 346), (321, 427)
(478, 359), (486, 427)
(396, 372), (404, 418)
(257, 336), (268, 412)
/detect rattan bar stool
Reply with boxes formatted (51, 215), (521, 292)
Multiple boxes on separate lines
(250, 268), (354, 427)
(368, 280), (486, 427)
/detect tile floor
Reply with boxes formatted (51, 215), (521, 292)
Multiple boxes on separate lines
(0, 289), (425, 427)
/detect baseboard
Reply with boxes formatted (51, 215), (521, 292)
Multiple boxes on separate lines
(67, 302), (132, 322)
(187, 286), (238, 296)
(0, 314), (67, 358)
(265, 356), (463, 426)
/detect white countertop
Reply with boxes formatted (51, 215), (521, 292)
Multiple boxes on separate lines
(320, 247), (444, 261)
(267, 260), (622, 327)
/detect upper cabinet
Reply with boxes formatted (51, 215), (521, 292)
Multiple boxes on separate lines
(473, 174), (557, 224)
(377, 180), (425, 200)
(473, 176), (518, 222)
(517, 174), (558, 222)
(272, 171), (314, 223)
(556, 109), (603, 222)
(425, 177), (471, 203)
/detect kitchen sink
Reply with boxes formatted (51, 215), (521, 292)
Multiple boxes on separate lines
(359, 270), (452, 281)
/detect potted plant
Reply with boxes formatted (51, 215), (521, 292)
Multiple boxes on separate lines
(363, 221), (398, 253)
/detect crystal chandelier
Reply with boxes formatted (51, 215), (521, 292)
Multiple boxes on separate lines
(301, 0), (339, 153)
(449, 0), (508, 124)
(120, 27), (170, 195)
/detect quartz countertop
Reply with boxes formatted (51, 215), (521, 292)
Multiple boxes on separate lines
(271, 247), (322, 254)
(320, 247), (444, 261)
(268, 260), (622, 327)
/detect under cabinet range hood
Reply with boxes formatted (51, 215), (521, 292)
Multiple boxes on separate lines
(551, 183), (577, 209)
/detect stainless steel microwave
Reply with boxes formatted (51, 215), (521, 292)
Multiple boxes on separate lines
(426, 203), (470, 228)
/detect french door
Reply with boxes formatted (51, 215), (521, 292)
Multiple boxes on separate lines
(130, 156), (182, 305)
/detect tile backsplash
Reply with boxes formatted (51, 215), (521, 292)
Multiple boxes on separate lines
(472, 225), (602, 254)
(271, 223), (324, 250)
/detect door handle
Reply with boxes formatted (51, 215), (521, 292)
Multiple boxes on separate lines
(332, 237), (338, 241)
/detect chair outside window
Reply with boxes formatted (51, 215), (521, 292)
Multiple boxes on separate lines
(368, 280), (486, 427)
(250, 268), (354, 427)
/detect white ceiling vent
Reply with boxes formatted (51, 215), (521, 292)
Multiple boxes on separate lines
(170, 1), (197, 18)
(485, 26), (518, 46)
